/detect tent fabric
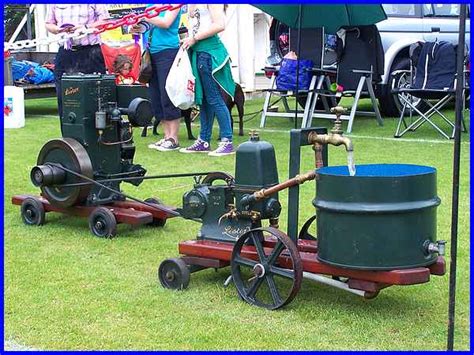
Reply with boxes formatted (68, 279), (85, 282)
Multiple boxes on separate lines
(254, 5), (387, 34)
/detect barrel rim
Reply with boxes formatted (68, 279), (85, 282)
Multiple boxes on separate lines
(316, 163), (436, 177)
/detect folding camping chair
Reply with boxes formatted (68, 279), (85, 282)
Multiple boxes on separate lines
(260, 27), (333, 128)
(393, 41), (468, 139)
(302, 25), (384, 133)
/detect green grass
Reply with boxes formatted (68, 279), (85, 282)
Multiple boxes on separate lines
(4, 96), (470, 350)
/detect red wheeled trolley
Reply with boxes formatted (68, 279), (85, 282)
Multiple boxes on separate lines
(12, 194), (176, 238)
(158, 125), (447, 310)
(162, 228), (445, 310)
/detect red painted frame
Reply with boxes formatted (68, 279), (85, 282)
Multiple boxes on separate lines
(12, 194), (176, 226)
(178, 238), (446, 294)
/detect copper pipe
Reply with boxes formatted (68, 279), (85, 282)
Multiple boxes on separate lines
(253, 170), (317, 201)
(313, 143), (324, 169)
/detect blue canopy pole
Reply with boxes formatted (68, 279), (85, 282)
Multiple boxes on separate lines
(294, 4), (302, 129)
(446, 3), (466, 351)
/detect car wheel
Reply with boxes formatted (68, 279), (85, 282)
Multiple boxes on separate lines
(379, 58), (426, 117)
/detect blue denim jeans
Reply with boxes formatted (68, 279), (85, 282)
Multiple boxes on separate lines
(196, 51), (233, 142)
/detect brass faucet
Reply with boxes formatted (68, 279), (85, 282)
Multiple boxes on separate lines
(308, 106), (353, 153)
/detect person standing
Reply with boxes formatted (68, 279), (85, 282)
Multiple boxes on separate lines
(45, 4), (109, 119)
(144, 4), (183, 152)
(180, 4), (235, 156)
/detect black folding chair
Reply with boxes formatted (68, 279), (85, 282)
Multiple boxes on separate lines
(260, 27), (331, 128)
(393, 41), (468, 139)
(302, 25), (384, 133)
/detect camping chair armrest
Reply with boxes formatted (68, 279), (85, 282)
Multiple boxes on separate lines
(323, 63), (338, 71)
(310, 68), (337, 75)
(352, 69), (373, 76)
(311, 88), (342, 98)
(391, 69), (410, 76)
(311, 68), (337, 76)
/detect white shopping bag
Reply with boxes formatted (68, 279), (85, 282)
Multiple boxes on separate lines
(165, 47), (195, 110)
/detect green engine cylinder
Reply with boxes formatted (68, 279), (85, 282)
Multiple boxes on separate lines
(180, 135), (282, 243)
(235, 134), (281, 220)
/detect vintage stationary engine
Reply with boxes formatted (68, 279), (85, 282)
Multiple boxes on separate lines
(180, 132), (282, 243)
(30, 74), (153, 207)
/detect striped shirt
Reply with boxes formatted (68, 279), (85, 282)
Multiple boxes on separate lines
(45, 4), (109, 46)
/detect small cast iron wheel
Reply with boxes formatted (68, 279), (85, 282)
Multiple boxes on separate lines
(36, 138), (93, 208)
(364, 290), (380, 300)
(20, 197), (46, 226)
(298, 215), (317, 241)
(144, 197), (166, 227)
(88, 207), (117, 238)
(158, 258), (190, 290)
(231, 227), (303, 310)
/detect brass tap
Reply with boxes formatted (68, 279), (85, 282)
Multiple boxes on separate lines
(308, 106), (353, 152)
(217, 207), (238, 225)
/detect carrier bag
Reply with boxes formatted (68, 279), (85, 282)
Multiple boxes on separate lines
(165, 47), (195, 110)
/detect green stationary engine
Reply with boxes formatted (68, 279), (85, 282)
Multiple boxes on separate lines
(180, 132), (282, 243)
(30, 74), (153, 207)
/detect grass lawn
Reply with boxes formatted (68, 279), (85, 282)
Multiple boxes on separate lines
(4, 96), (470, 350)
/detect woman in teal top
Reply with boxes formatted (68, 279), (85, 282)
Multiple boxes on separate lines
(143, 5), (182, 152)
(180, 4), (236, 156)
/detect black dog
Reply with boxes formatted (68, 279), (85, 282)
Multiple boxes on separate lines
(141, 83), (245, 139)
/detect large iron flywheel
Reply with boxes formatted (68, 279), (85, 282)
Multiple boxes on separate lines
(231, 227), (303, 310)
(36, 138), (93, 208)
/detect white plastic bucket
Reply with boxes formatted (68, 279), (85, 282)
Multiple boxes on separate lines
(4, 85), (25, 129)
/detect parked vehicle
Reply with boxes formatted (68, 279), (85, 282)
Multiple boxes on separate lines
(377, 3), (470, 116)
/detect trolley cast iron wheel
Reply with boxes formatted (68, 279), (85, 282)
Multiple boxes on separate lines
(88, 207), (117, 238)
(144, 197), (166, 227)
(363, 290), (380, 299)
(298, 215), (317, 241)
(231, 227), (303, 310)
(36, 138), (93, 208)
(21, 197), (46, 226)
(158, 258), (190, 290)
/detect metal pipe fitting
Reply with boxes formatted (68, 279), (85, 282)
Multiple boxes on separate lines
(425, 240), (447, 256)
